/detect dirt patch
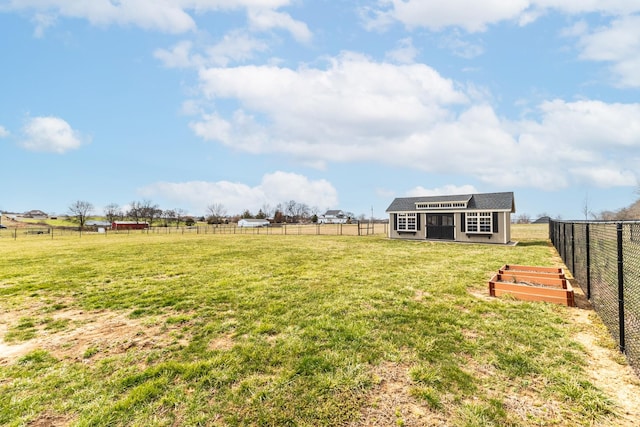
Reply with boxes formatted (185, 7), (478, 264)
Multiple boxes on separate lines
(209, 334), (235, 351)
(26, 411), (74, 427)
(569, 306), (640, 426)
(0, 306), (188, 365)
(348, 362), (449, 426)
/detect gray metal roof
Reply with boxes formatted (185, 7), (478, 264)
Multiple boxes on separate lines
(385, 192), (515, 212)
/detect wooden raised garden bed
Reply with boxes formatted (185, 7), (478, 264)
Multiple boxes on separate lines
(488, 264), (575, 307)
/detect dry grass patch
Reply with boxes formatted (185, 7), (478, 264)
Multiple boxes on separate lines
(349, 361), (449, 427)
(27, 411), (74, 427)
(569, 308), (640, 426)
(209, 334), (235, 351)
(0, 304), (193, 365)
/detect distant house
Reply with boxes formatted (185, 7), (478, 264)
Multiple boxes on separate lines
(386, 192), (515, 244)
(318, 210), (348, 224)
(112, 221), (149, 230)
(23, 210), (48, 219)
(238, 219), (270, 228)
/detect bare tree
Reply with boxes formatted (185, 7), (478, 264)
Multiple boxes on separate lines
(104, 203), (122, 224)
(161, 209), (176, 227)
(293, 202), (310, 222)
(174, 208), (187, 227)
(582, 193), (592, 220)
(206, 203), (227, 224)
(285, 200), (297, 222)
(68, 200), (94, 230)
(127, 200), (160, 225)
(140, 200), (161, 225)
(261, 203), (273, 219)
(344, 211), (356, 223)
(127, 201), (142, 223)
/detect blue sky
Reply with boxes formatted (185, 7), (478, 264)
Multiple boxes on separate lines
(1, 1), (639, 220)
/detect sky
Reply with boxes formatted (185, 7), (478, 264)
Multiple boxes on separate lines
(1, 1), (639, 221)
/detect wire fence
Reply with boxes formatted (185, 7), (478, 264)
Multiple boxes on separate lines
(0, 222), (389, 240)
(550, 220), (640, 375)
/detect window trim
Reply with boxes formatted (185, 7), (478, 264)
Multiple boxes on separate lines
(396, 212), (418, 232)
(465, 212), (493, 234)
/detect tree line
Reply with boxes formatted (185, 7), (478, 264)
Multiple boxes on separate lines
(67, 199), (358, 229)
(67, 200), (190, 230)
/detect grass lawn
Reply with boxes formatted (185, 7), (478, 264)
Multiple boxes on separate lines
(0, 224), (624, 426)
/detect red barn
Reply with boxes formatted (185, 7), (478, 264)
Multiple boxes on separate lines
(112, 221), (150, 230)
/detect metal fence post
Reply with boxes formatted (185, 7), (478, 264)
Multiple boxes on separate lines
(562, 223), (567, 262)
(617, 222), (625, 353)
(571, 223), (575, 273)
(585, 223), (591, 299)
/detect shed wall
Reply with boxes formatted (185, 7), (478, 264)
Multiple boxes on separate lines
(388, 211), (511, 244)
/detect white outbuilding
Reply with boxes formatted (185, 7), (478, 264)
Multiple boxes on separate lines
(237, 218), (270, 227)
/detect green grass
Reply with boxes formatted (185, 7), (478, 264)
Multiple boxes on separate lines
(0, 224), (619, 426)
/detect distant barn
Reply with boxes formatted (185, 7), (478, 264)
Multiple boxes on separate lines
(112, 221), (149, 230)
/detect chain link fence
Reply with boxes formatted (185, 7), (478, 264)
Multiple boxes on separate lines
(550, 220), (640, 375)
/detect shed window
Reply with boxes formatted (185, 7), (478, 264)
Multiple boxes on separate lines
(466, 212), (492, 233)
(397, 213), (417, 231)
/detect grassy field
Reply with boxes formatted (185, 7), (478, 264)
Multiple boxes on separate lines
(0, 224), (624, 426)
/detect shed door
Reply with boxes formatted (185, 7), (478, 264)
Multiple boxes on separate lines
(426, 214), (455, 240)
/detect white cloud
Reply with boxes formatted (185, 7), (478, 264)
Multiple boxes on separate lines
(406, 184), (478, 197)
(187, 53), (640, 190)
(20, 116), (89, 153)
(138, 171), (338, 215)
(573, 15), (640, 87)
(517, 100), (640, 161)
(32, 12), (57, 38)
(438, 31), (484, 59)
(2, 0), (298, 34)
(205, 30), (271, 66)
(155, 31), (272, 70)
(0, 125), (9, 138)
(510, 99), (640, 187)
(369, 0), (531, 33)
(365, 0), (640, 33)
(365, 1), (640, 89)
(531, 0), (640, 16)
(192, 52), (468, 154)
(5, 0), (196, 34)
(154, 40), (202, 68)
(247, 8), (312, 43)
(385, 37), (419, 64)
(569, 166), (637, 187)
